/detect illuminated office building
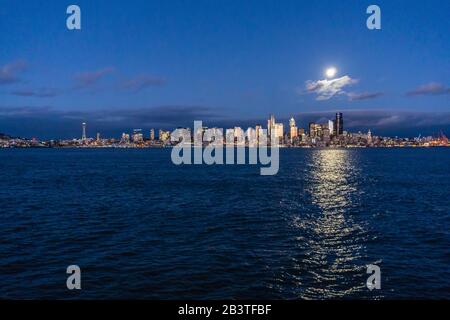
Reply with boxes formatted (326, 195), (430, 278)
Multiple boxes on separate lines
(121, 133), (130, 142)
(132, 129), (144, 142)
(273, 123), (284, 144)
(328, 120), (334, 135)
(267, 115), (283, 144)
(309, 122), (322, 138)
(289, 117), (298, 142)
(159, 130), (171, 142)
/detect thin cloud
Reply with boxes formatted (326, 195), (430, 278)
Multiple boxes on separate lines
(11, 88), (59, 98)
(1, 106), (449, 139)
(0, 105), (225, 130)
(407, 82), (450, 96)
(73, 67), (115, 89)
(99, 105), (222, 127)
(348, 91), (383, 101)
(0, 60), (27, 85)
(340, 110), (450, 131)
(303, 75), (358, 100)
(120, 75), (166, 92)
(0, 105), (53, 117)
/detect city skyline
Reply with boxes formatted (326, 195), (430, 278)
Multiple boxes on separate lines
(0, 0), (449, 139)
(2, 112), (448, 148)
(1, 108), (450, 140)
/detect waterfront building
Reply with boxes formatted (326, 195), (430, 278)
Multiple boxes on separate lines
(132, 129), (144, 142)
(194, 127), (204, 144)
(159, 130), (171, 142)
(121, 133), (130, 143)
(225, 129), (235, 145)
(204, 127), (223, 145)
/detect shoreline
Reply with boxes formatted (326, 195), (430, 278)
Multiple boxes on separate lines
(1, 145), (449, 150)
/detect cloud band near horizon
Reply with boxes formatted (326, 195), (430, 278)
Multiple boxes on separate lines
(1, 105), (449, 139)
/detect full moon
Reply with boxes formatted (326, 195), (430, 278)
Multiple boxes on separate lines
(325, 67), (337, 78)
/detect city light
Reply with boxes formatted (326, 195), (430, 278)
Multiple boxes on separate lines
(0, 113), (448, 148)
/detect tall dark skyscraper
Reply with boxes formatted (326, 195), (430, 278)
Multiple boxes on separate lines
(335, 112), (343, 136)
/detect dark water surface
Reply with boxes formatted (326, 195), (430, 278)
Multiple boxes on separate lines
(0, 148), (449, 299)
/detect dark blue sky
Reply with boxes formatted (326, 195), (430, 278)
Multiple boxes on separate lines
(0, 0), (449, 139)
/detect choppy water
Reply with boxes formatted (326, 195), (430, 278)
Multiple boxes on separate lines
(0, 148), (449, 299)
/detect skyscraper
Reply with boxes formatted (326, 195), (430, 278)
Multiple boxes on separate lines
(121, 133), (130, 142)
(328, 120), (334, 135)
(82, 122), (86, 140)
(267, 114), (276, 138)
(255, 124), (262, 145)
(289, 117), (298, 142)
(309, 122), (316, 138)
(150, 129), (155, 141)
(132, 129), (143, 142)
(267, 114), (283, 144)
(234, 127), (245, 145)
(335, 112), (343, 136)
